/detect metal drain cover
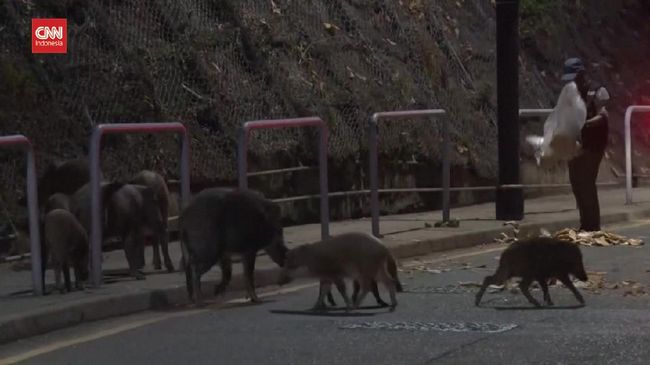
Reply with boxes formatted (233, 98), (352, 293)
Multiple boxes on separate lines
(339, 321), (518, 334)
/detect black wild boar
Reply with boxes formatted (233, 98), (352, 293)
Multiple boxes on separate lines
(181, 188), (287, 305)
(130, 170), (174, 272)
(475, 236), (589, 307)
(43, 209), (89, 293)
(278, 232), (400, 311)
(25, 158), (93, 209)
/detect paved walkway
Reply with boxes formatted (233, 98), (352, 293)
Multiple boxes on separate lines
(1, 186), (650, 344)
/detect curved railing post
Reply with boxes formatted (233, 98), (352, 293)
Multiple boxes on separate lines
(368, 109), (446, 237)
(625, 106), (650, 205)
(89, 122), (191, 288)
(237, 117), (329, 239)
(0, 135), (43, 295)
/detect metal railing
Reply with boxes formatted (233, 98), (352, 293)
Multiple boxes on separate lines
(369, 109), (448, 237)
(89, 123), (191, 288)
(0, 135), (43, 295)
(237, 117), (329, 239)
(519, 109), (553, 117)
(625, 106), (650, 204)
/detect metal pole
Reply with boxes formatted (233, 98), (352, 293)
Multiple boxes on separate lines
(626, 107), (633, 204)
(495, 0), (524, 220)
(625, 106), (650, 204)
(237, 127), (248, 190)
(179, 132), (191, 209)
(89, 128), (103, 288)
(441, 115), (450, 222)
(369, 115), (380, 237)
(25, 145), (43, 295)
(319, 124), (330, 239)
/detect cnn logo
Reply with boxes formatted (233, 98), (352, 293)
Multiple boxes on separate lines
(32, 18), (67, 54)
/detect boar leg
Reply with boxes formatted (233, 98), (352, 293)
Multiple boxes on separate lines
(152, 236), (162, 270)
(191, 262), (203, 305)
(334, 278), (352, 310)
(124, 234), (146, 280)
(351, 280), (387, 307)
(325, 288), (337, 307)
(63, 263), (72, 293)
(242, 252), (260, 303)
(353, 277), (372, 309)
(475, 275), (497, 306)
(519, 278), (542, 307)
(73, 266), (83, 290)
(185, 259), (193, 301)
(312, 280), (331, 311)
(378, 264), (398, 310)
(538, 277), (553, 306)
(160, 233), (174, 273)
(372, 281), (388, 307)
(54, 264), (63, 294)
(214, 256), (232, 296)
(559, 274), (585, 305)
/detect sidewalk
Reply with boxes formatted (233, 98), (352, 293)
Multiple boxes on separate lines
(2, 186), (650, 344)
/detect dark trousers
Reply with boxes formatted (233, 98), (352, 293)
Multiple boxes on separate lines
(568, 149), (604, 231)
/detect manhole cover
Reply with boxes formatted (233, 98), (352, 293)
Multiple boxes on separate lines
(339, 321), (518, 333)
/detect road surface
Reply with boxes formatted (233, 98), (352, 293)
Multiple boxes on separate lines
(1, 220), (650, 365)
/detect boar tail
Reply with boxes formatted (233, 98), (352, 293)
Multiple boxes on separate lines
(387, 254), (403, 292)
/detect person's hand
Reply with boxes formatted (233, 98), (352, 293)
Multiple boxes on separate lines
(598, 107), (609, 119)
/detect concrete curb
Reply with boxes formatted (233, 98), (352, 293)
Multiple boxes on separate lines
(2, 206), (650, 345)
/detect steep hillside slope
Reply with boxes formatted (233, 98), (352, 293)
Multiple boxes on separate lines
(1, 0), (649, 225)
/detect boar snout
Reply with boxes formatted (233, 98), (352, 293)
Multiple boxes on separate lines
(277, 269), (293, 286)
(575, 266), (588, 281)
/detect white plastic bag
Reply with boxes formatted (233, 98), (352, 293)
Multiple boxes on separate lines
(526, 81), (587, 167)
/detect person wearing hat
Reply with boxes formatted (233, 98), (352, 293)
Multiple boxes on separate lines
(563, 57), (610, 232)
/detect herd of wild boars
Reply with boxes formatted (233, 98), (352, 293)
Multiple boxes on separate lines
(27, 158), (592, 311)
(34, 158), (173, 289)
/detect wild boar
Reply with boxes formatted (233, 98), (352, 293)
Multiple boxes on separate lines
(278, 232), (399, 311)
(325, 254), (403, 308)
(475, 236), (589, 307)
(181, 188), (287, 305)
(69, 181), (160, 280)
(43, 209), (89, 293)
(130, 170), (174, 272)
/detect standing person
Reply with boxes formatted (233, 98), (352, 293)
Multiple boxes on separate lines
(562, 58), (610, 232)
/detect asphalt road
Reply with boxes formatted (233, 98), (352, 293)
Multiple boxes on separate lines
(2, 221), (650, 365)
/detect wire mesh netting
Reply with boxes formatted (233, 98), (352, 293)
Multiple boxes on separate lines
(0, 0), (511, 219)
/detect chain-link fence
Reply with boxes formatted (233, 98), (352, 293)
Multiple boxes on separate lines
(2, 0), (559, 223)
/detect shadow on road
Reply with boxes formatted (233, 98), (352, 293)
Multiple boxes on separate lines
(492, 304), (585, 311)
(269, 309), (378, 317)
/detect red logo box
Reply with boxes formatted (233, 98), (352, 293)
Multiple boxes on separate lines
(32, 18), (67, 54)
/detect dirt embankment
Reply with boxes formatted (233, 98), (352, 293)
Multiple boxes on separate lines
(1, 0), (649, 229)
